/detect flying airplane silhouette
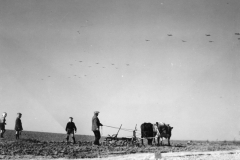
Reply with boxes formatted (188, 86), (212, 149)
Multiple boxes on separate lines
(145, 40), (150, 41)
(206, 34), (211, 36)
(167, 34), (172, 36)
(209, 41), (213, 42)
(182, 40), (186, 42)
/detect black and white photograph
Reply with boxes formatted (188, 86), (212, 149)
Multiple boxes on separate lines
(0, 0), (240, 159)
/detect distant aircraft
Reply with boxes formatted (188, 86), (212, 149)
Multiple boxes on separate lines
(167, 34), (172, 36)
(209, 41), (213, 42)
(79, 61), (82, 62)
(205, 34), (211, 36)
(145, 40), (150, 41)
(48, 76), (51, 77)
(112, 64), (114, 65)
(89, 66), (91, 67)
(126, 64), (129, 66)
(235, 33), (240, 35)
(96, 63), (99, 64)
(182, 40), (186, 42)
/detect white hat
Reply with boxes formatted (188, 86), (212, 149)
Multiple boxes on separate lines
(94, 111), (100, 114)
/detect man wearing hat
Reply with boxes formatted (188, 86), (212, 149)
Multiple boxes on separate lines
(92, 111), (103, 145)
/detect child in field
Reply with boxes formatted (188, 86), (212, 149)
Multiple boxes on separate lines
(15, 113), (23, 139)
(65, 117), (77, 143)
(0, 112), (7, 138)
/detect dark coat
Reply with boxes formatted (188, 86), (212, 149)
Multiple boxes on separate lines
(92, 115), (102, 131)
(65, 122), (77, 131)
(15, 118), (23, 131)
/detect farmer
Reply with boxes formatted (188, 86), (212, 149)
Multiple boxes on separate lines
(92, 111), (103, 146)
(65, 117), (77, 144)
(15, 113), (23, 140)
(0, 112), (7, 138)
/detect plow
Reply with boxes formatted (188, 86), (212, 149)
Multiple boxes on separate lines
(103, 124), (140, 146)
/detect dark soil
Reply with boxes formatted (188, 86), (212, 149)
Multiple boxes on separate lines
(0, 130), (240, 159)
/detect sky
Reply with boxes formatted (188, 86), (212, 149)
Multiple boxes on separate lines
(0, 0), (240, 141)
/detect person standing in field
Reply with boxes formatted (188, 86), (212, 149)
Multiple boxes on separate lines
(92, 111), (103, 146)
(15, 113), (23, 140)
(65, 117), (77, 144)
(0, 112), (7, 138)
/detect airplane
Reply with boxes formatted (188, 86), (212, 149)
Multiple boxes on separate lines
(182, 40), (186, 42)
(79, 61), (82, 62)
(206, 34), (211, 36)
(126, 64), (129, 66)
(112, 64), (114, 65)
(167, 34), (172, 36)
(145, 40), (150, 41)
(209, 41), (213, 42)
(96, 63), (99, 64)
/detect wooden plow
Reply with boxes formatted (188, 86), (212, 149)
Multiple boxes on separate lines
(103, 124), (140, 146)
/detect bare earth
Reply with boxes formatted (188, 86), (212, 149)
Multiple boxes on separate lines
(1, 130), (240, 159)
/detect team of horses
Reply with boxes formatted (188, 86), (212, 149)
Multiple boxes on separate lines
(140, 122), (173, 146)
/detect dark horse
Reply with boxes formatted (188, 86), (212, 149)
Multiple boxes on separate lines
(140, 123), (155, 145)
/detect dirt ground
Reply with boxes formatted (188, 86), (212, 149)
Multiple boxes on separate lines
(1, 130), (240, 159)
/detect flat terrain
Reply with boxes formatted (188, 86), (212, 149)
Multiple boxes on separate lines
(0, 130), (240, 159)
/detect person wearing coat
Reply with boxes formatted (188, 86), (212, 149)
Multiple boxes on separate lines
(92, 111), (103, 145)
(15, 113), (23, 139)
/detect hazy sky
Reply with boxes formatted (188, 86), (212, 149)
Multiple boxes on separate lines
(0, 0), (240, 141)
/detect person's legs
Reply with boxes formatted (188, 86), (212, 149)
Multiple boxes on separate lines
(1, 129), (5, 138)
(16, 131), (19, 139)
(95, 130), (101, 145)
(93, 131), (101, 145)
(71, 132), (76, 144)
(66, 133), (70, 142)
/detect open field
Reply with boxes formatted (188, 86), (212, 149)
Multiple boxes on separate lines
(1, 130), (240, 159)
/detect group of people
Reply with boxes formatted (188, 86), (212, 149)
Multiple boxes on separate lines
(0, 112), (23, 139)
(0, 111), (102, 146)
